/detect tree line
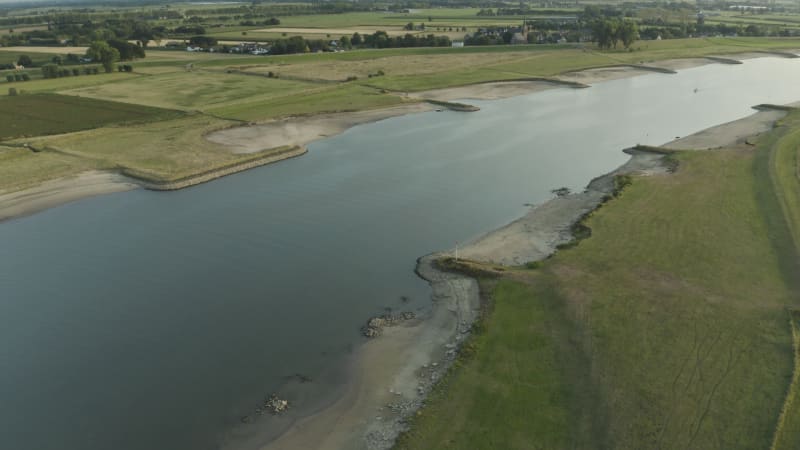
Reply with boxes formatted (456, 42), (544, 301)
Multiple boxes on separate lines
(591, 18), (638, 49)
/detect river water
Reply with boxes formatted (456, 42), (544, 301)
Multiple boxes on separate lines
(1, 56), (800, 450)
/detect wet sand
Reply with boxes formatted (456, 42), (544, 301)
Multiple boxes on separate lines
(0, 171), (138, 223)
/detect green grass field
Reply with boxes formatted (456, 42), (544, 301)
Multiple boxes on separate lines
(0, 145), (95, 193)
(21, 115), (259, 181)
(398, 117), (800, 449)
(62, 70), (315, 111)
(206, 83), (408, 121)
(0, 93), (183, 139)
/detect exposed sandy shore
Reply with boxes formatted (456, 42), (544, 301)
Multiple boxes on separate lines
(408, 80), (565, 101)
(462, 108), (786, 265)
(665, 109), (785, 150)
(256, 257), (479, 450)
(0, 171), (138, 223)
(206, 103), (435, 153)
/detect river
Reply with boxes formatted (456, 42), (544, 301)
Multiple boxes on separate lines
(1, 56), (799, 450)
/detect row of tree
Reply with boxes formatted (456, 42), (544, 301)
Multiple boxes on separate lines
(591, 18), (639, 49)
(41, 65), (101, 79)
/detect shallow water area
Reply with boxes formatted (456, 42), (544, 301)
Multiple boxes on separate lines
(1, 56), (800, 450)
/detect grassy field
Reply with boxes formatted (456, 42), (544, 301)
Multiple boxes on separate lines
(62, 70), (315, 111)
(206, 83), (408, 121)
(398, 119), (800, 448)
(0, 93), (183, 139)
(0, 145), (95, 193)
(28, 37), (799, 124)
(18, 114), (296, 183)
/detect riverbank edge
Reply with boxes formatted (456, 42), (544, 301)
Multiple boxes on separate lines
(253, 105), (790, 450)
(2, 50), (796, 223)
(0, 145), (306, 222)
(121, 145), (306, 190)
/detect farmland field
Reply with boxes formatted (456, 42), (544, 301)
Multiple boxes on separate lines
(0, 93), (183, 139)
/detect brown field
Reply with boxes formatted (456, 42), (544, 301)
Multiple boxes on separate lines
(239, 51), (530, 82)
(252, 26), (413, 37)
(0, 46), (88, 54)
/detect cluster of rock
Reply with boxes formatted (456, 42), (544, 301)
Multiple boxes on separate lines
(264, 394), (290, 414)
(361, 311), (417, 338)
(240, 394), (290, 424)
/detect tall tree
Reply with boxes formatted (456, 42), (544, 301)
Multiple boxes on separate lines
(86, 41), (120, 73)
(16, 54), (32, 67)
(619, 20), (638, 49)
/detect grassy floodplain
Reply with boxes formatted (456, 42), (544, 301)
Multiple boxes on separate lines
(397, 112), (800, 449)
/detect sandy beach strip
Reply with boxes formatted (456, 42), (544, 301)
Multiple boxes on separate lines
(0, 171), (138, 223)
(206, 103), (436, 153)
(246, 256), (480, 450)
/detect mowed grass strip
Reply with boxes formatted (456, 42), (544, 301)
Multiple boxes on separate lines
(0, 93), (183, 140)
(401, 147), (800, 449)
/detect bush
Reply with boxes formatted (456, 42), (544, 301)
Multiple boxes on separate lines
(525, 260), (542, 269)
(551, 187), (571, 197)
(5, 75), (13, 82)
(345, 75), (358, 81)
(14, 74), (21, 81)
(612, 174), (633, 197)
(118, 65), (124, 72)
(92, 67), (99, 75)
(41, 63), (59, 79)
(8, 87), (17, 96)
(71, 68), (79, 76)
(123, 64), (133, 72)
(21, 73), (30, 81)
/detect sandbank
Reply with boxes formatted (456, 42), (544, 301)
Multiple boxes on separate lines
(206, 103), (435, 153)
(242, 256), (479, 450)
(408, 80), (564, 101)
(0, 171), (138, 223)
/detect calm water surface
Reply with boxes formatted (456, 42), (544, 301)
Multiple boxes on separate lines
(2, 57), (800, 450)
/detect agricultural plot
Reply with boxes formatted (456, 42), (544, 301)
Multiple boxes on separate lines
(239, 50), (531, 82)
(0, 93), (183, 139)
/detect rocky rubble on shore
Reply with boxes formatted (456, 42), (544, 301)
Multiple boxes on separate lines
(240, 394), (290, 424)
(360, 311), (417, 338)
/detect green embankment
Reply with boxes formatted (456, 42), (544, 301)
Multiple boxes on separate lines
(764, 113), (800, 450)
(399, 116), (800, 449)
